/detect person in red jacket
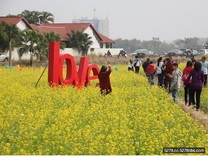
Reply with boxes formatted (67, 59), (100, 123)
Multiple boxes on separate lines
(182, 61), (193, 105)
(164, 57), (173, 92)
(146, 61), (155, 85)
(98, 65), (112, 95)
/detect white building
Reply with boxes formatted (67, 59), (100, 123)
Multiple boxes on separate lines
(0, 17), (122, 60)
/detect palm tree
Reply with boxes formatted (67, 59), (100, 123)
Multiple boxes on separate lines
(0, 22), (21, 66)
(66, 30), (93, 56)
(40, 11), (54, 24)
(18, 10), (38, 24)
(18, 29), (42, 66)
(19, 10), (54, 25)
(0, 22), (8, 51)
(37, 32), (62, 60)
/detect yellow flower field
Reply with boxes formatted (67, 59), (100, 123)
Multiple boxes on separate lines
(0, 65), (208, 155)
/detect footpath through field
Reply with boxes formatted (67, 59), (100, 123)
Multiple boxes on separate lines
(153, 75), (208, 133)
(180, 103), (208, 133)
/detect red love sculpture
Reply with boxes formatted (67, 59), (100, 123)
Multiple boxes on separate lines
(48, 42), (99, 87)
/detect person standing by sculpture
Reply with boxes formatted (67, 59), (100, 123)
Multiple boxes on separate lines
(98, 65), (112, 95)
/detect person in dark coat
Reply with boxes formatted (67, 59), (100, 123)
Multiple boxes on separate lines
(142, 57), (150, 75)
(164, 58), (173, 92)
(186, 62), (204, 111)
(98, 65), (112, 95)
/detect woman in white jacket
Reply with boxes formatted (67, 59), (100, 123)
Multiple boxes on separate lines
(201, 56), (208, 87)
(155, 57), (164, 86)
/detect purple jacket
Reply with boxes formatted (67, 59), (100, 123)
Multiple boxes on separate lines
(186, 70), (204, 90)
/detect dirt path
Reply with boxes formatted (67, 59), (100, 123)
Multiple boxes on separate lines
(180, 104), (208, 132)
(153, 76), (208, 132)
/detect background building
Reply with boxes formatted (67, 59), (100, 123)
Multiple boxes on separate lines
(73, 17), (109, 37)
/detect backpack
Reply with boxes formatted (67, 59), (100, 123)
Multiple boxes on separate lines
(182, 71), (192, 83)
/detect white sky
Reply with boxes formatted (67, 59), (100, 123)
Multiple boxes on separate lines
(0, 0), (208, 41)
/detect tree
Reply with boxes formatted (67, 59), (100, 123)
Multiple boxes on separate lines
(18, 29), (42, 66)
(204, 42), (208, 49)
(0, 22), (21, 66)
(66, 30), (93, 56)
(40, 11), (54, 24)
(18, 10), (54, 25)
(174, 37), (201, 50)
(36, 32), (63, 60)
(113, 38), (175, 53)
(0, 22), (8, 51)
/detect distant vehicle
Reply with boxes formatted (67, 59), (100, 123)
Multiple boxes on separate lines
(131, 49), (158, 58)
(0, 53), (8, 62)
(166, 49), (184, 57)
(180, 49), (199, 57)
(198, 49), (208, 55)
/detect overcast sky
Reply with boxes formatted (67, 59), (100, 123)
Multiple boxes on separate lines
(1, 0), (208, 41)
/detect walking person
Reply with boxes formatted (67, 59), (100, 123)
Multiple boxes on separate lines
(146, 61), (155, 85)
(133, 56), (142, 74)
(168, 62), (182, 103)
(191, 56), (196, 66)
(200, 56), (208, 87)
(142, 57), (150, 75)
(155, 57), (164, 86)
(186, 62), (204, 111)
(164, 58), (173, 92)
(182, 61), (193, 105)
(98, 65), (112, 96)
(128, 59), (134, 71)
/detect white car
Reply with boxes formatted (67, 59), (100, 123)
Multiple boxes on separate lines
(0, 53), (8, 62)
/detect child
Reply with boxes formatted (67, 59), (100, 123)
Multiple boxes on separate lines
(182, 61), (193, 105)
(146, 61), (155, 85)
(168, 62), (182, 103)
(98, 65), (112, 96)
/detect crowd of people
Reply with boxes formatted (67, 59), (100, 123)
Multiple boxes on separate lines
(128, 55), (208, 111)
(97, 54), (207, 111)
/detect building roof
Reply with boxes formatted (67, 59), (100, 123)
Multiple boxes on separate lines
(31, 24), (68, 41)
(38, 23), (92, 41)
(33, 23), (114, 43)
(98, 33), (115, 43)
(0, 17), (32, 29)
(0, 17), (114, 44)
